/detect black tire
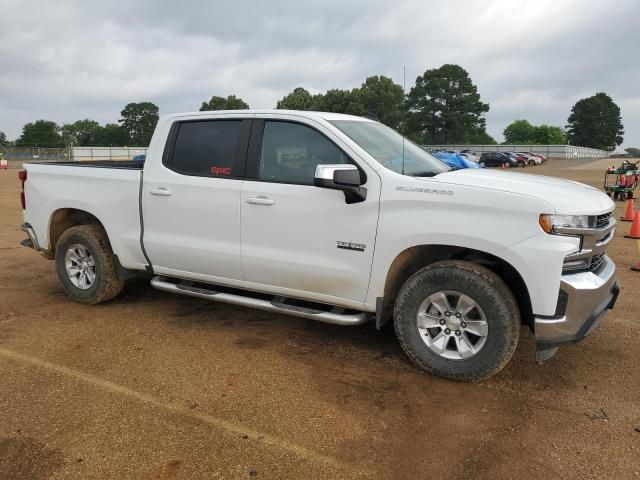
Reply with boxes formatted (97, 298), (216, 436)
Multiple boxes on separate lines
(613, 192), (619, 201)
(502, 161), (511, 169)
(528, 159), (536, 166)
(627, 191), (634, 200)
(55, 225), (124, 304)
(394, 260), (520, 381)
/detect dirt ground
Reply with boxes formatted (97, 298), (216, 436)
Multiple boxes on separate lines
(0, 159), (639, 480)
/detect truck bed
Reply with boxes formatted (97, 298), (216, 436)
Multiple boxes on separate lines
(22, 161), (147, 270)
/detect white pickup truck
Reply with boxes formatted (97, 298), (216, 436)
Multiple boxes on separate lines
(19, 110), (619, 380)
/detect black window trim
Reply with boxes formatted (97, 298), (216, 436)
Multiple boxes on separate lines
(162, 118), (253, 180)
(245, 118), (367, 187)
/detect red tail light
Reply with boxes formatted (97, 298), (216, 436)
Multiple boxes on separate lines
(18, 169), (27, 209)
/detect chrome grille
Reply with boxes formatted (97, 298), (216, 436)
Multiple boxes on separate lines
(590, 253), (606, 272)
(596, 212), (613, 229)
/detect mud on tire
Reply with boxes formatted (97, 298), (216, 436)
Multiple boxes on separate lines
(394, 260), (520, 381)
(54, 224), (124, 304)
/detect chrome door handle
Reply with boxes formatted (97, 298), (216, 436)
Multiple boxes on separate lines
(150, 188), (172, 196)
(246, 196), (275, 206)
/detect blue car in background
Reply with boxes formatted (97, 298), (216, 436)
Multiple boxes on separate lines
(132, 154), (146, 162)
(432, 151), (482, 169)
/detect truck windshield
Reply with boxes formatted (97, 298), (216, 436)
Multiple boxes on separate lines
(330, 120), (450, 176)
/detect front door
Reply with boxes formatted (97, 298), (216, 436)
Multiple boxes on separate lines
(142, 117), (251, 283)
(240, 118), (380, 307)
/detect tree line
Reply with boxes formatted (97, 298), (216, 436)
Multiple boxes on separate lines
(503, 92), (624, 150)
(1, 102), (160, 148)
(0, 64), (625, 151)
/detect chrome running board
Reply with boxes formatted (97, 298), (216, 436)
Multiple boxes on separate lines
(150, 276), (371, 326)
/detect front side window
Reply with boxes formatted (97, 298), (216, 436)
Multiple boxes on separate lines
(330, 120), (449, 177)
(170, 120), (242, 177)
(259, 121), (349, 185)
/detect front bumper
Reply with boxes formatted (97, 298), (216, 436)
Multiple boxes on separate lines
(534, 256), (619, 359)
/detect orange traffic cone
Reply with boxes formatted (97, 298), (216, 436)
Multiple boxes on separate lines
(622, 199), (635, 222)
(625, 212), (640, 239)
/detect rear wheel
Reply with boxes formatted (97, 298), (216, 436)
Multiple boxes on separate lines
(394, 260), (520, 381)
(502, 161), (511, 169)
(528, 159), (536, 166)
(55, 225), (124, 304)
(479, 161), (486, 168)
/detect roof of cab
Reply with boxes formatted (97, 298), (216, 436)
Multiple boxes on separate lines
(161, 109), (375, 122)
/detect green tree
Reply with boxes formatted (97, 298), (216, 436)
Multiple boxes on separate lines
(503, 119), (537, 143)
(276, 87), (319, 110)
(93, 124), (132, 146)
(503, 120), (566, 144)
(625, 147), (640, 157)
(61, 119), (101, 146)
(358, 76), (406, 129)
(16, 120), (62, 146)
(406, 64), (489, 144)
(468, 130), (497, 145)
(200, 94), (249, 111)
(119, 102), (159, 146)
(0, 131), (6, 145)
(313, 88), (364, 116)
(534, 125), (566, 144)
(566, 92), (623, 150)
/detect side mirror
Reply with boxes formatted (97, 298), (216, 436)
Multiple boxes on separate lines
(314, 164), (367, 204)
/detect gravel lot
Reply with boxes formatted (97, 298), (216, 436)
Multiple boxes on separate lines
(0, 159), (639, 479)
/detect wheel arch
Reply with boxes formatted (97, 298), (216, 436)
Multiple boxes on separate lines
(48, 208), (109, 258)
(380, 244), (533, 330)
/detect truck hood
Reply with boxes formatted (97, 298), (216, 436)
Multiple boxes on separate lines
(433, 169), (614, 214)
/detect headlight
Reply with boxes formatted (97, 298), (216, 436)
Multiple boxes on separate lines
(539, 214), (595, 234)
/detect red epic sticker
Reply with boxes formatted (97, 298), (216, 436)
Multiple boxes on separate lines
(211, 166), (232, 175)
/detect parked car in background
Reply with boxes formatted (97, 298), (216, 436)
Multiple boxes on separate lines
(432, 151), (482, 169)
(516, 153), (542, 166)
(459, 152), (479, 163)
(479, 152), (518, 168)
(505, 152), (528, 167)
(523, 151), (547, 163)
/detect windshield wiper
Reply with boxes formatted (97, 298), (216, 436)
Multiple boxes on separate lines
(409, 169), (449, 177)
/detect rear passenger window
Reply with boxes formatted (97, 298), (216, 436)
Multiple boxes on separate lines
(170, 120), (242, 177)
(259, 121), (349, 185)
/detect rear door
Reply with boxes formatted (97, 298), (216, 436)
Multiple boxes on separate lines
(240, 116), (380, 307)
(142, 116), (252, 282)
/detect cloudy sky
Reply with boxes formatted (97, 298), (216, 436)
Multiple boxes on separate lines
(1, 0), (639, 148)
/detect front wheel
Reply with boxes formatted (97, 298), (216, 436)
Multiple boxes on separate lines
(478, 161), (486, 168)
(55, 225), (124, 304)
(528, 159), (536, 166)
(502, 161), (511, 169)
(394, 260), (520, 381)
